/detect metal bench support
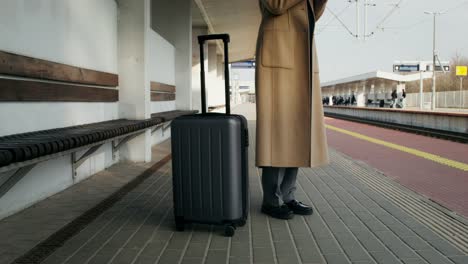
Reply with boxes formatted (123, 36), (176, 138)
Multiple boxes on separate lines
(151, 121), (172, 135)
(71, 144), (104, 181)
(0, 164), (36, 198)
(112, 131), (146, 160)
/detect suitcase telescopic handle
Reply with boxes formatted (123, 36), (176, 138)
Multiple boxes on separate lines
(198, 34), (231, 114)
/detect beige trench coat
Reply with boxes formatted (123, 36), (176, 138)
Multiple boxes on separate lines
(255, 0), (329, 168)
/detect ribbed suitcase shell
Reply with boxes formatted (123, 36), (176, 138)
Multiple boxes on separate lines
(171, 113), (248, 227)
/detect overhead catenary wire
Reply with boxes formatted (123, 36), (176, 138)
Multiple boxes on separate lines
(368, 0), (406, 36)
(378, 0), (468, 34)
(316, 2), (353, 35)
(325, 5), (358, 38)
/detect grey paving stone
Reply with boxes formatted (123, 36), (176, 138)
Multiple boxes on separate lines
(273, 241), (297, 256)
(183, 242), (207, 258)
(205, 250), (228, 264)
(87, 254), (114, 264)
(252, 235), (271, 248)
(110, 248), (140, 264)
(133, 255), (159, 264)
(158, 249), (183, 264)
(276, 255), (302, 264)
(353, 231), (387, 252)
(139, 240), (167, 256)
(401, 258), (429, 264)
(416, 249), (453, 264)
(374, 232), (419, 259)
(180, 257), (204, 264)
(368, 250), (401, 264)
(316, 238), (343, 255)
(229, 256), (252, 264)
(230, 242), (250, 257)
(426, 239), (465, 256)
(41, 255), (68, 264)
(166, 233), (191, 250)
(387, 224), (417, 238)
(398, 236), (432, 251)
(209, 234), (230, 250)
(324, 253), (351, 264)
(449, 255), (468, 264)
(271, 227), (292, 242)
(298, 247), (323, 263)
(253, 247), (275, 263)
(293, 235), (316, 249)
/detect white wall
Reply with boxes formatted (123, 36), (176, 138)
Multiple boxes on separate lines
(150, 0), (192, 111)
(147, 29), (176, 145)
(0, 0), (119, 220)
(0, 0), (117, 73)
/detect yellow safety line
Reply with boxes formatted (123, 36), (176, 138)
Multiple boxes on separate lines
(326, 124), (468, 172)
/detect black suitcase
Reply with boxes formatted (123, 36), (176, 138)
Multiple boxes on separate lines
(171, 34), (249, 237)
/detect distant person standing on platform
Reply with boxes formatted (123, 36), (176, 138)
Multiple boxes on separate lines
(255, 0), (329, 220)
(401, 89), (407, 109)
(391, 89), (398, 108)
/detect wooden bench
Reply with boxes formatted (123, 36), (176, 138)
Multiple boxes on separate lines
(0, 51), (198, 198)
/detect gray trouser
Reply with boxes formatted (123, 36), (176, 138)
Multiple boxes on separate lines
(261, 167), (298, 207)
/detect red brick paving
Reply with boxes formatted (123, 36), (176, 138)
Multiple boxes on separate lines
(325, 117), (468, 218)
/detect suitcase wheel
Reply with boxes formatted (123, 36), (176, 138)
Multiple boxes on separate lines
(238, 219), (246, 227)
(175, 217), (185, 232)
(224, 224), (235, 237)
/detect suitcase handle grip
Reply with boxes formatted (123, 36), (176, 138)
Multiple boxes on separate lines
(198, 34), (231, 115)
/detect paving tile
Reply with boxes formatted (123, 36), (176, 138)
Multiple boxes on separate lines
(158, 249), (183, 264)
(426, 239), (465, 256)
(316, 238), (343, 255)
(205, 250), (228, 264)
(230, 242), (250, 257)
(184, 243), (208, 258)
(180, 257), (204, 264)
(273, 241), (297, 256)
(401, 258), (429, 264)
(324, 253), (351, 264)
(368, 250), (401, 264)
(449, 255), (468, 264)
(209, 234), (230, 250)
(229, 256), (252, 264)
(398, 236), (432, 251)
(253, 247), (275, 263)
(416, 249), (453, 264)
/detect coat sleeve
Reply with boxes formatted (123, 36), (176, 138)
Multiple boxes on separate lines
(313, 0), (328, 21)
(260, 0), (304, 15)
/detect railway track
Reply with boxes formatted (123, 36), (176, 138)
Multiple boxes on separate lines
(324, 112), (468, 144)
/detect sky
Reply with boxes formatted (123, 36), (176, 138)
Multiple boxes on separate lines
(316, 0), (468, 82)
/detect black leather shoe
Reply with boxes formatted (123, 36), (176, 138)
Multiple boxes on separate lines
(285, 200), (313, 215)
(261, 204), (294, 220)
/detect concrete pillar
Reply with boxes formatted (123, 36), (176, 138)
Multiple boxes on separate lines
(192, 27), (208, 112)
(207, 44), (224, 107)
(117, 0), (152, 163)
(216, 54), (226, 105)
(357, 83), (366, 107)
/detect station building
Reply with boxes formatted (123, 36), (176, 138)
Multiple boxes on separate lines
(321, 71), (433, 107)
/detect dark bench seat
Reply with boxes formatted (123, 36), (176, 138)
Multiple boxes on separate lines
(0, 110), (197, 168)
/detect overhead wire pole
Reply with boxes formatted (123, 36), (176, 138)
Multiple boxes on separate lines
(424, 11), (446, 110)
(356, 0), (360, 40)
(364, 0), (367, 40)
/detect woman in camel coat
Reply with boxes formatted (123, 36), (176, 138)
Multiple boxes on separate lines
(255, 0), (329, 219)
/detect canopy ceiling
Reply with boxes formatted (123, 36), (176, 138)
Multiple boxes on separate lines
(193, 0), (261, 62)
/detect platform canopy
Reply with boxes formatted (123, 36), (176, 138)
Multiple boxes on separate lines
(193, 0), (261, 62)
(321, 71), (434, 88)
